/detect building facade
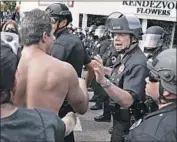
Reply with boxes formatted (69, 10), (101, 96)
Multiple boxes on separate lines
(19, 1), (176, 48)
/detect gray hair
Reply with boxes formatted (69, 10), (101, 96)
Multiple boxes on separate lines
(20, 9), (52, 46)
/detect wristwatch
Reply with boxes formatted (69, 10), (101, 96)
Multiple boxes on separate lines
(100, 78), (112, 89)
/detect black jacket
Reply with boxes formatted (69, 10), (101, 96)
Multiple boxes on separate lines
(126, 103), (177, 142)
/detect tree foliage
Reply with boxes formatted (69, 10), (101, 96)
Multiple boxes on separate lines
(1, 1), (16, 12)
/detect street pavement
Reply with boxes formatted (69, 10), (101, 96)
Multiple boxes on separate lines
(74, 91), (112, 142)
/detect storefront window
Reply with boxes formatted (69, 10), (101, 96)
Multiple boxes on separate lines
(87, 14), (108, 26)
(173, 24), (177, 48)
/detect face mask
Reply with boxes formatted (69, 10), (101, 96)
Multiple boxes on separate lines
(1, 32), (20, 55)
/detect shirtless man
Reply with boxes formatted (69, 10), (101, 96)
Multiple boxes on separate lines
(13, 9), (89, 115)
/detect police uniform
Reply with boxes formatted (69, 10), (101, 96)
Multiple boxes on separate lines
(126, 103), (177, 141)
(92, 38), (111, 58)
(77, 32), (85, 41)
(110, 44), (148, 142)
(94, 43), (118, 121)
(84, 36), (95, 56)
(90, 38), (111, 110)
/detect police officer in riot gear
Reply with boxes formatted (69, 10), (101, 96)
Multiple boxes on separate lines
(143, 26), (166, 59)
(75, 27), (85, 41)
(83, 25), (97, 56)
(142, 26), (167, 114)
(93, 12), (148, 142)
(45, 3), (91, 142)
(87, 25), (97, 56)
(94, 41), (118, 122)
(90, 25), (111, 110)
(92, 25), (110, 57)
(88, 25), (97, 36)
(126, 48), (177, 142)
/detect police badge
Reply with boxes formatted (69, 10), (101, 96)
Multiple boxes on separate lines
(96, 43), (101, 48)
(118, 64), (125, 74)
(129, 119), (142, 130)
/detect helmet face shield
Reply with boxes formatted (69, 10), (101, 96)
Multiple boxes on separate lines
(76, 28), (82, 34)
(95, 29), (105, 38)
(143, 34), (163, 49)
(88, 28), (94, 33)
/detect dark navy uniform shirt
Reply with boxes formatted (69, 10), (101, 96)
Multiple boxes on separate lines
(51, 28), (91, 77)
(110, 46), (148, 103)
(126, 103), (177, 142)
(92, 38), (111, 58)
(102, 42), (118, 67)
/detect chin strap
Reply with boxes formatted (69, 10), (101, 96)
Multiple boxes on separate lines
(54, 17), (67, 35)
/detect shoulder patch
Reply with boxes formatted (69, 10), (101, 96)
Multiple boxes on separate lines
(129, 119), (142, 131)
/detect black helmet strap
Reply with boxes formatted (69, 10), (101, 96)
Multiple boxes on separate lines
(54, 17), (67, 34)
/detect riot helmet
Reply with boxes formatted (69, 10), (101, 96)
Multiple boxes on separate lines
(45, 3), (73, 25)
(147, 49), (176, 95)
(106, 12), (142, 40)
(94, 25), (108, 39)
(76, 27), (82, 34)
(143, 26), (165, 49)
(85, 27), (89, 33)
(88, 25), (97, 35)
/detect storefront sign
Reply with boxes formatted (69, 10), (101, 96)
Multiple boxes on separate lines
(38, 0), (74, 7)
(122, 1), (177, 16)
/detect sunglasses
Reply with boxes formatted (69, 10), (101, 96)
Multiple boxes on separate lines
(148, 71), (159, 83)
(50, 17), (58, 24)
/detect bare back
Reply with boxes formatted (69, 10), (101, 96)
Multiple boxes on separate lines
(14, 48), (69, 114)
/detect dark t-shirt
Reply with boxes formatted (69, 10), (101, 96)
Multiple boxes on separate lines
(1, 108), (65, 142)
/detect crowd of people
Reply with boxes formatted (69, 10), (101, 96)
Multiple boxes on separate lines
(0, 3), (176, 142)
